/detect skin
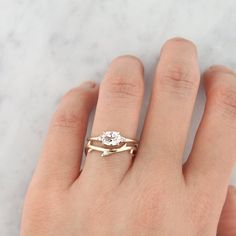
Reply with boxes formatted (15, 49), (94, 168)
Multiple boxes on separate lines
(20, 38), (236, 236)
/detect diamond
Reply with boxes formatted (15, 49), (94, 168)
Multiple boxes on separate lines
(99, 131), (125, 146)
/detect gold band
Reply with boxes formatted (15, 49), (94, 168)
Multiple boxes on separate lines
(85, 141), (138, 157)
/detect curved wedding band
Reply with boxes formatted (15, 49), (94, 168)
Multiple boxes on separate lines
(85, 131), (138, 157)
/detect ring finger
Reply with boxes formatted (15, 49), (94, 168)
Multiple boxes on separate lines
(81, 56), (144, 186)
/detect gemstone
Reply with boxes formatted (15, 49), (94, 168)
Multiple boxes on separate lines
(98, 131), (125, 146)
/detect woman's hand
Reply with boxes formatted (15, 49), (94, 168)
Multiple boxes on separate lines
(21, 38), (236, 236)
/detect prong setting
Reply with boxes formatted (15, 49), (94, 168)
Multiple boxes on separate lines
(98, 131), (125, 146)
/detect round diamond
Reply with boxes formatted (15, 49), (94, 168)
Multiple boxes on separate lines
(100, 131), (125, 146)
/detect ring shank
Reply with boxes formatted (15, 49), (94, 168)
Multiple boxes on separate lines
(88, 137), (137, 143)
(85, 141), (138, 157)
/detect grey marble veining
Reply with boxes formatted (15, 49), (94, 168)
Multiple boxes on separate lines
(1, 0), (236, 235)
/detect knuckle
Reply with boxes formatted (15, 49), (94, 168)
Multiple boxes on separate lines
(189, 191), (213, 232)
(52, 109), (86, 130)
(52, 90), (89, 130)
(133, 185), (166, 229)
(23, 189), (64, 229)
(159, 62), (199, 97)
(91, 193), (113, 217)
(209, 86), (236, 119)
(83, 192), (115, 230)
(101, 75), (143, 100)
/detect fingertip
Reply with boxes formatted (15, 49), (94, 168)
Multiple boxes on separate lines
(61, 82), (99, 107)
(110, 55), (144, 74)
(106, 55), (144, 82)
(205, 65), (235, 75)
(204, 65), (236, 91)
(161, 37), (198, 59)
(80, 80), (99, 90)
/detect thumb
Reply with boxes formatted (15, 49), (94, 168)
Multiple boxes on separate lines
(217, 185), (236, 236)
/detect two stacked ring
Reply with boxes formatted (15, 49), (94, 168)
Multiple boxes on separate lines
(85, 131), (138, 157)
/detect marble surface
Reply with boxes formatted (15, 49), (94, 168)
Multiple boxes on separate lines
(1, 0), (236, 235)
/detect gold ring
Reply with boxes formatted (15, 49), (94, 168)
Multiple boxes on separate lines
(85, 131), (138, 157)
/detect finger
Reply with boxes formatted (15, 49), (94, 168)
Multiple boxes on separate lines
(217, 186), (236, 236)
(81, 56), (144, 185)
(32, 82), (98, 189)
(184, 65), (236, 196)
(134, 38), (200, 174)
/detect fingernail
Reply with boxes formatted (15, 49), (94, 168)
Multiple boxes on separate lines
(80, 81), (97, 89)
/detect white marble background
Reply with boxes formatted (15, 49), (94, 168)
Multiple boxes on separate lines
(1, 0), (236, 235)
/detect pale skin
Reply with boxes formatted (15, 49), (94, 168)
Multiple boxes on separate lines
(20, 38), (236, 236)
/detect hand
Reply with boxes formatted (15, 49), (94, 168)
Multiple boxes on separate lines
(21, 38), (236, 236)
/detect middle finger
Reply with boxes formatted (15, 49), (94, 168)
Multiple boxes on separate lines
(134, 38), (200, 175)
